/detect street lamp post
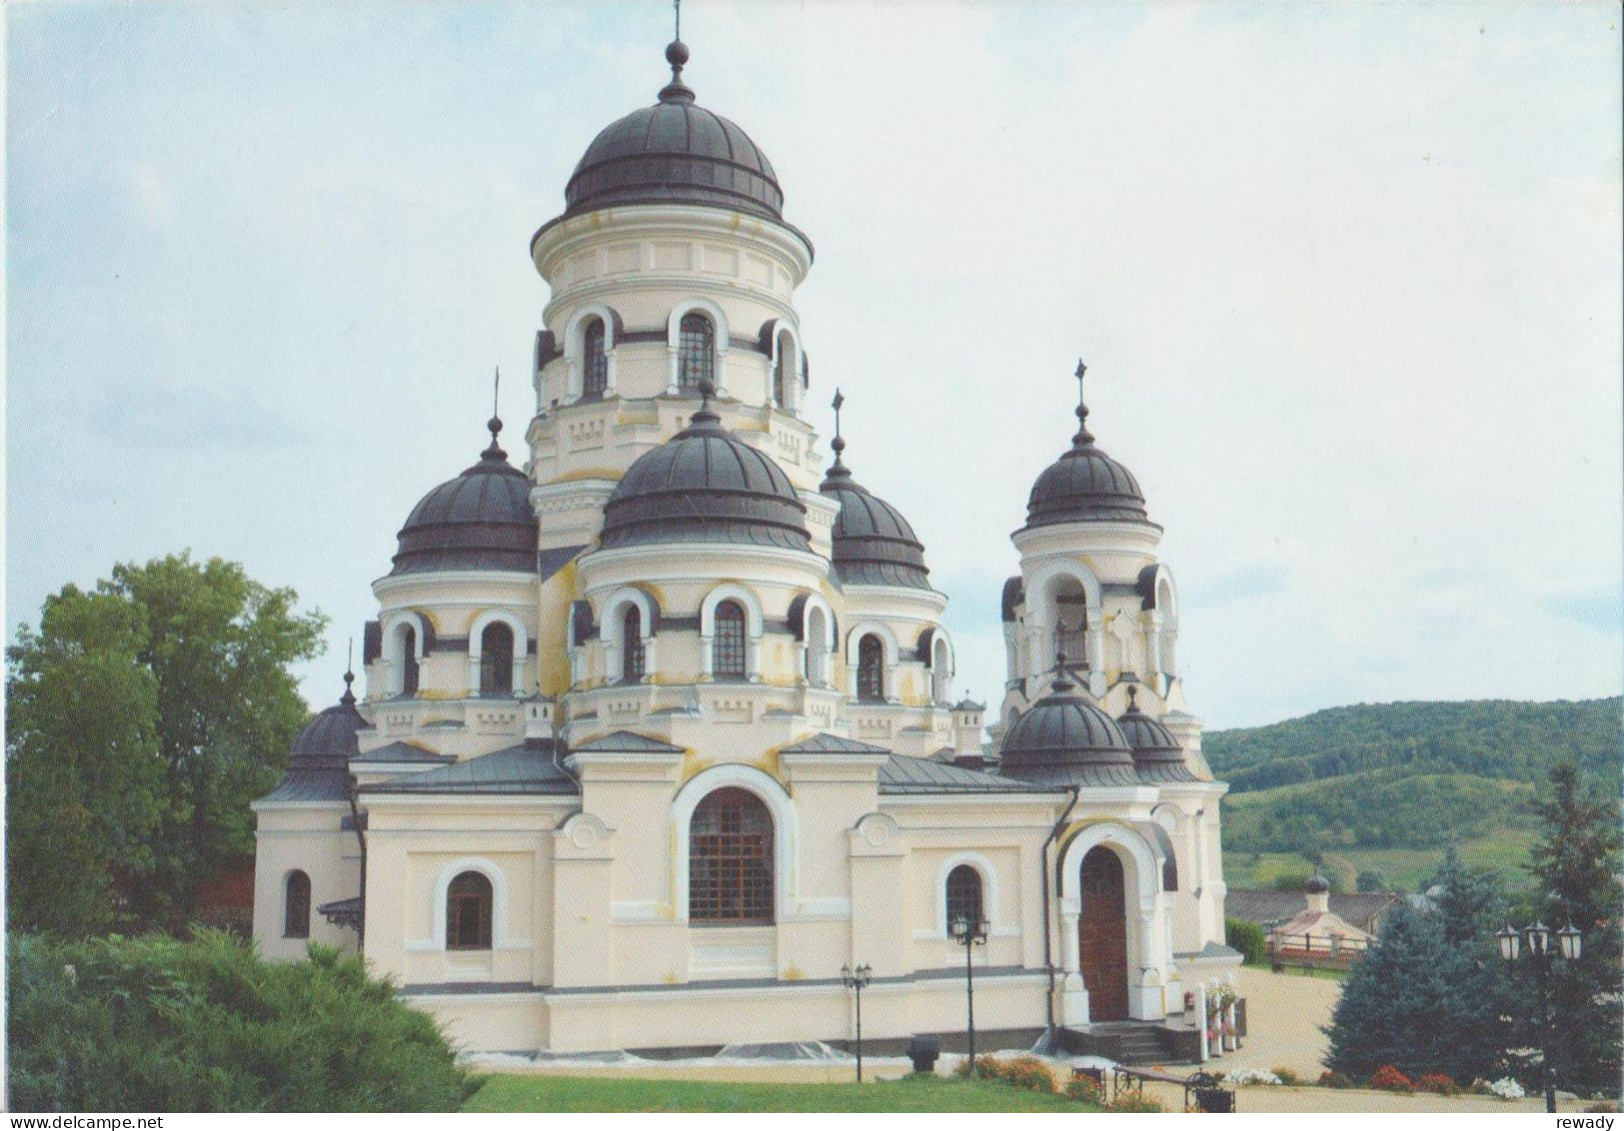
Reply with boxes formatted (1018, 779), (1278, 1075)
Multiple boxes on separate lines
(949, 914), (990, 1076)
(1497, 918), (1583, 1113)
(841, 962), (873, 1082)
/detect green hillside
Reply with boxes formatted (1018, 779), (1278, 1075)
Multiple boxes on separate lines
(1208, 698), (1622, 890)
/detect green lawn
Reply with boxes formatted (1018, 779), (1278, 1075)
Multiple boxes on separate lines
(464, 1071), (1099, 1112)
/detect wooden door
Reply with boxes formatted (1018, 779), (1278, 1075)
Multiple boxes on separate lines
(1079, 846), (1129, 1021)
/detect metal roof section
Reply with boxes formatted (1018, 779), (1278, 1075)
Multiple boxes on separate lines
(360, 740), (578, 796)
(877, 755), (1062, 796)
(572, 731), (686, 754)
(350, 740), (456, 765)
(780, 733), (892, 755)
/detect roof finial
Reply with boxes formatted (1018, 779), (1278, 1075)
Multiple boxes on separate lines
(1052, 651), (1076, 694)
(660, 2), (695, 104)
(823, 388), (853, 482)
(482, 367), (506, 460)
(1072, 358), (1095, 447)
(688, 376), (721, 427)
(341, 638), (356, 705)
(1127, 684), (1139, 710)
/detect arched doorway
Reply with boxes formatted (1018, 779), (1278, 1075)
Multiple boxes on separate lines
(1079, 845), (1129, 1021)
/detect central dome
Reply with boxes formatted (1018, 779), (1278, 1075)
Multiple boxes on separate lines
(599, 390), (811, 551)
(562, 41), (784, 224)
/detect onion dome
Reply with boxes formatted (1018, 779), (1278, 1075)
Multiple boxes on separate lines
(1023, 360), (1153, 531)
(1305, 872), (1331, 895)
(391, 416), (538, 576)
(557, 41), (785, 225)
(261, 672), (365, 803)
(1117, 686), (1198, 783)
(291, 671), (367, 759)
(819, 390), (930, 588)
(600, 382), (811, 551)
(998, 657), (1138, 787)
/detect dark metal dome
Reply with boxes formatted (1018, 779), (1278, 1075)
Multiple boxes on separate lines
(819, 413), (930, 588)
(392, 419), (538, 576)
(1305, 872), (1331, 895)
(561, 42), (784, 224)
(998, 663), (1138, 787)
(1116, 686), (1197, 783)
(1023, 361), (1153, 531)
(290, 673), (366, 760)
(600, 388), (811, 551)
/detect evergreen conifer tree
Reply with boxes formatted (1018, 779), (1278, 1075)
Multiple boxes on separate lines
(1325, 900), (1503, 1083)
(1526, 760), (1622, 1095)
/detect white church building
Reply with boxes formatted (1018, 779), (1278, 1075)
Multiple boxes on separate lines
(252, 32), (1239, 1058)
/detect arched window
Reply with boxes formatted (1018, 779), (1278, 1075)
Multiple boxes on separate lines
(713, 600), (747, 679)
(689, 788), (774, 924)
(857, 633), (885, 701)
(479, 622), (514, 697)
(773, 331), (793, 409)
(401, 626), (420, 696)
(284, 870), (311, 939)
(446, 871), (493, 950)
(805, 606), (830, 687)
(678, 313), (715, 390)
(621, 605), (645, 682)
(946, 864), (983, 929)
(583, 317), (608, 398)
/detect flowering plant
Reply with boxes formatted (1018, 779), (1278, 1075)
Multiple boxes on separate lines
(1222, 1068), (1281, 1086)
(1488, 1077), (1526, 1100)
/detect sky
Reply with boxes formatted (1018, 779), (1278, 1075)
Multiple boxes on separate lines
(6, 1), (1621, 730)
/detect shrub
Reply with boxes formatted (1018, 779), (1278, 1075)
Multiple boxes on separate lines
(1318, 1070), (1353, 1089)
(1486, 1077), (1525, 1100)
(1272, 1067), (1300, 1086)
(953, 1055), (1006, 1080)
(1225, 918), (1267, 965)
(7, 931), (473, 1112)
(1106, 1092), (1165, 1113)
(1369, 1064), (1414, 1093)
(999, 1056), (1057, 1094)
(1065, 1076), (1105, 1104)
(1415, 1073), (1459, 1096)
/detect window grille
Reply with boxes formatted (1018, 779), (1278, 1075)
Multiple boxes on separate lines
(622, 606), (645, 682)
(713, 600), (747, 678)
(447, 871), (493, 950)
(857, 634), (885, 701)
(479, 623), (514, 696)
(583, 318), (607, 398)
(689, 788), (774, 924)
(284, 871), (311, 938)
(678, 313), (714, 390)
(946, 864), (983, 928)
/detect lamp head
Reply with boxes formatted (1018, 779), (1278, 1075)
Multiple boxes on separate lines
(1558, 921), (1582, 962)
(1527, 920), (1550, 957)
(1497, 924), (1520, 964)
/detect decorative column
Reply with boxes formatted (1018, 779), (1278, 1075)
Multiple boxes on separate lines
(1087, 618), (1107, 697)
(747, 635), (762, 683)
(1060, 911), (1088, 1025)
